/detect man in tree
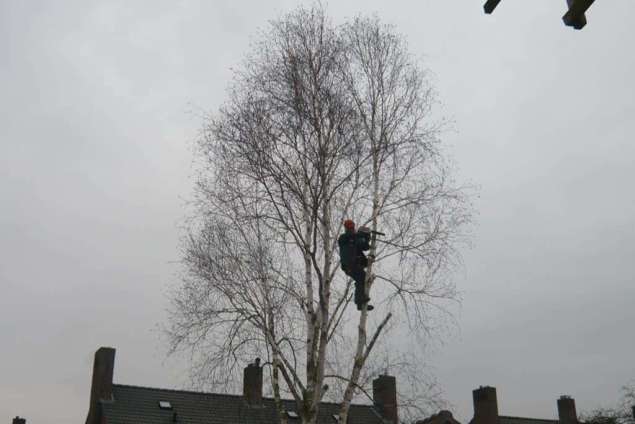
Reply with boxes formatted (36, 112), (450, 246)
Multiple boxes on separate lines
(168, 6), (472, 422)
(338, 219), (374, 311)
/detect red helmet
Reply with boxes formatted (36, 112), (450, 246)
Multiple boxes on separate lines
(344, 219), (355, 230)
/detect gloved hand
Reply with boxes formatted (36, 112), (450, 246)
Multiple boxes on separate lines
(358, 226), (371, 233)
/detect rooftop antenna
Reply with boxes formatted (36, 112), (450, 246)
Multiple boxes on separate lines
(483, 0), (501, 14)
(483, 0), (597, 29)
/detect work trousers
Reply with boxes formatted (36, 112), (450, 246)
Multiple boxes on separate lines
(346, 267), (368, 307)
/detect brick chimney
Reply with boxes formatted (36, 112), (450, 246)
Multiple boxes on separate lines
(373, 375), (398, 424)
(557, 396), (577, 424)
(12, 417), (26, 424)
(472, 386), (499, 424)
(243, 358), (263, 406)
(86, 347), (116, 424)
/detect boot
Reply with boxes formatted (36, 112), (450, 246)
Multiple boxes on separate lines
(357, 303), (374, 311)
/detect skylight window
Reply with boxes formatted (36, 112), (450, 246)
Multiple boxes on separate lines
(287, 411), (299, 419)
(159, 401), (173, 410)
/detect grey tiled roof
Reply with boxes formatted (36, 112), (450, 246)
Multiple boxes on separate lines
(102, 384), (385, 424)
(467, 415), (560, 424)
(500, 415), (559, 424)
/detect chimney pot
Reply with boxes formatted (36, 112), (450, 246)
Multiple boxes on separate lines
(373, 375), (399, 424)
(472, 386), (499, 424)
(243, 359), (263, 406)
(557, 395), (577, 424)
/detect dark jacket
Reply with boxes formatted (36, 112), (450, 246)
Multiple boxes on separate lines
(338, 230), (370, 272)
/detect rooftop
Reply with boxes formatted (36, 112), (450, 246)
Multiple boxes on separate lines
(101, 384), (385, 424)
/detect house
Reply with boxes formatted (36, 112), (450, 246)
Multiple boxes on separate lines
(84, 346), (631, 424)
(469, 386), (579, 424)
(84, 347), (396, 424)
(417, 386), (585, 424)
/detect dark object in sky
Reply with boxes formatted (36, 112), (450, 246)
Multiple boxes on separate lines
(563, 0), (595, 30)
(483, 0), (596, 30)
(483, 0), (501, 14)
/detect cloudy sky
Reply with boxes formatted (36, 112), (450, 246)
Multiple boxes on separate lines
(1, 1), (634, 423)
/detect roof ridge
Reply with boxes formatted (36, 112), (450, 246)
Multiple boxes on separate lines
(112, 383), (373, 408)
(114, 383), (242, 397)
(500, 415), (559, 422)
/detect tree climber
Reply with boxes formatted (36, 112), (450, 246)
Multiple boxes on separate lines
(338, 219), (374, 311)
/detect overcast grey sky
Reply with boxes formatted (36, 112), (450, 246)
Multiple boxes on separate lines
(1, 1), (634, 423)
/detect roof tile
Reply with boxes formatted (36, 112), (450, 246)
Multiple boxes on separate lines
(102, 384), (385, 424)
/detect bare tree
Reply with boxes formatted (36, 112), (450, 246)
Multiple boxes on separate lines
(581, 382), (635, 424)
(167, 5), (472, 424)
